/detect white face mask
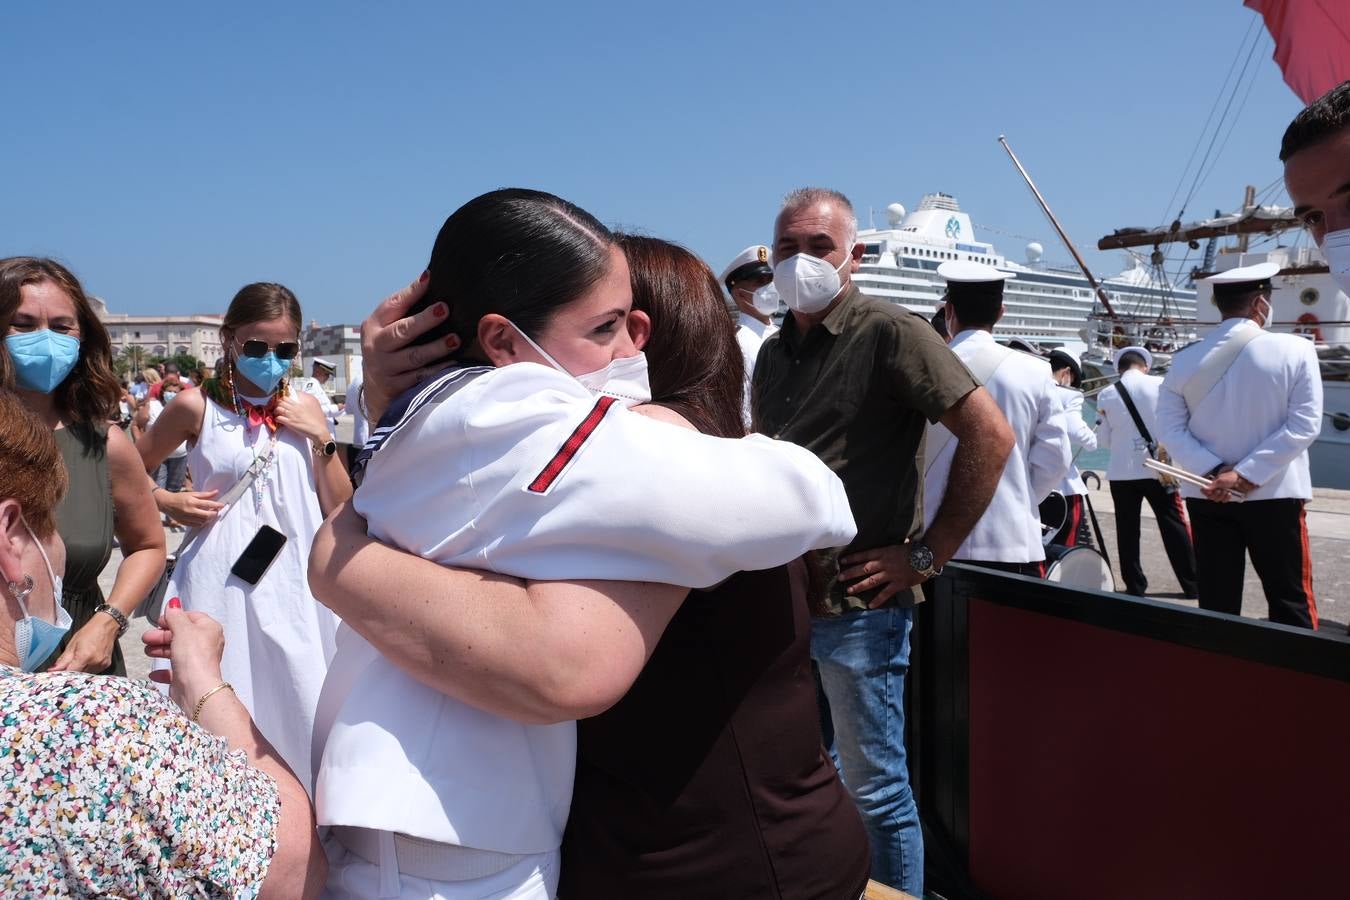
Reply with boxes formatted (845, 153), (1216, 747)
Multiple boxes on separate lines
(773, 249), (852, 314)
(749, 283), (781, 317)
(1320, 228), (1350, 295)
(510, 323), (652, 408)
(1255, 296), (1273, 330)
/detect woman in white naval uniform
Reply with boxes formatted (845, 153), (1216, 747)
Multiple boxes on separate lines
(922, 262), (1071, 575)
(1043, 350), (1097, 547)
(308, 191), (856, 899)
(1157, 262), (1322, 628)
(137, 283), (349, 791)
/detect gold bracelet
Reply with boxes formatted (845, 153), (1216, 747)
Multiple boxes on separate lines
(191, 682), (235, 723)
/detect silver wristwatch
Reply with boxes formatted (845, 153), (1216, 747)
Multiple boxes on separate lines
(94, 603), (129, 637)
(908, 542), (942, 581)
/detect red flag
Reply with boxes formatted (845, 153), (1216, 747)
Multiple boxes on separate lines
(1245, 0), (1350, 103)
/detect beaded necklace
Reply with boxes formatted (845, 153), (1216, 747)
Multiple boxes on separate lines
(217, 356), (282, 514)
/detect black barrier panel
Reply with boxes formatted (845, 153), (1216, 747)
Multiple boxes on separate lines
(914, 564), (1350, 900)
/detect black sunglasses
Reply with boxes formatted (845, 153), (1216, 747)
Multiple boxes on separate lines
(237, 339), (301, 360)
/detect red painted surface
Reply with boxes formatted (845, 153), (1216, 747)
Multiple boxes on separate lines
(967, 598), (1350, 900)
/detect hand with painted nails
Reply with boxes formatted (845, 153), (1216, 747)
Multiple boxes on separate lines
(143, 597), (228, 711)
(359, 272), (462, 422)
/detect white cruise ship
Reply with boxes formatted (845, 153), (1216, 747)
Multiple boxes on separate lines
(850, 192), (1196, 353)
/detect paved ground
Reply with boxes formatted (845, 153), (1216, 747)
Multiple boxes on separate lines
(1078, 476), (1350, 631)
(104, 483), (1350, 679)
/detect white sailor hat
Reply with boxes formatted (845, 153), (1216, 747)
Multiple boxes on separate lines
(1204, 261), (1280, 300)
(937, 260), (1016, 283)
(939, 259), (1015, 306)
(313, 358), (337, 373)
(1113, 345), (1153, 370)
(720, 245), (773, 288)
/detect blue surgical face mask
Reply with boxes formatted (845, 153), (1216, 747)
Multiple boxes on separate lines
(234, 348), (289, 395)
(5, 329), (81, 393)
(11, 522), (71, 671)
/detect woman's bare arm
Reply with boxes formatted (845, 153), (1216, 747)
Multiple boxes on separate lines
(309, 502), (688, 724)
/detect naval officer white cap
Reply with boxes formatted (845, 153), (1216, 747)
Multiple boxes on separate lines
(1204, 261), (1280, 301)
(937, 260), (1016, 283)
(720, 245), (773, 289)
(1113, 345), (1153, 370)
(313, 358), (337, 373)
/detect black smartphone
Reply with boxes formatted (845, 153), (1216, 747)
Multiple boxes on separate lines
(230, 525), (287, 585)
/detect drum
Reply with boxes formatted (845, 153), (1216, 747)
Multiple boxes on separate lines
(1044, 544), (1115, 592)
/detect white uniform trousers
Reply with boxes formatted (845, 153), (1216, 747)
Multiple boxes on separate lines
(322, 829), (558, 900)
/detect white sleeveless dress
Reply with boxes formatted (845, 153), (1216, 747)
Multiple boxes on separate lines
(166, 395), (339, 791)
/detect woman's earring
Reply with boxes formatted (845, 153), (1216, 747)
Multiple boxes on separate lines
(7, 575), (34, 604)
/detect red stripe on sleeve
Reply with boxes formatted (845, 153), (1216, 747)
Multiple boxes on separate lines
(527, 396), (618, 494)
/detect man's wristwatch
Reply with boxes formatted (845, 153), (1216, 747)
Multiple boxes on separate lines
(313, 438), (338, 457)
(908, 542), (942, 581)
(94, 603), (128, 637)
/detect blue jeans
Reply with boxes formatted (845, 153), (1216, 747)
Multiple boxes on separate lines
(812, 606), (924, 895)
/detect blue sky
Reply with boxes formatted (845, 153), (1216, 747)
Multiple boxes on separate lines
(3, 1), (1307, 323)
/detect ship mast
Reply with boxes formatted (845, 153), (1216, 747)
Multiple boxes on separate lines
(998, 135), (1118, 319)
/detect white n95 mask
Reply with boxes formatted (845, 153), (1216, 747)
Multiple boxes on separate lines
(773, 250), (852, 314)
(750, 283), (781, 317)
(1321, 228), (1350, 295)
(510, 323), (652, 407)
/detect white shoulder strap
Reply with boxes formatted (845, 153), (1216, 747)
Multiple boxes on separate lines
(923, 341), (1014, 475)
(1180, 326), (1264, 412)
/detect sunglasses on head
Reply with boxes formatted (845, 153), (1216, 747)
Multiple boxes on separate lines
(236, 339), (300, 360)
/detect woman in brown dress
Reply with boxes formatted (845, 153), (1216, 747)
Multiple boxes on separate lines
(0, 257), (164, 675)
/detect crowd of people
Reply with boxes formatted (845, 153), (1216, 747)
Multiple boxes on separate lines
(0, 81), (1346, 899)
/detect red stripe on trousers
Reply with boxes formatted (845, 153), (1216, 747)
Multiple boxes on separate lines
(1174, 491), (1193, 542)
(1299, 502), (1319, 630)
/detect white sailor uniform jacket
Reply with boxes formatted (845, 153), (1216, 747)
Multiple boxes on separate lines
(923, 329), (1071, 562)
(1157, 318), (1322, 501)
(296, 376), (339, 438)
(735, 312), (778, 428)
(1095, 369), (1164, 482)
(1054, 386), (1097, 496)
(314, 362), (857, 856)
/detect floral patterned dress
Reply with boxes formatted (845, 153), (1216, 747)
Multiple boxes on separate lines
(0, 667), (279, 898)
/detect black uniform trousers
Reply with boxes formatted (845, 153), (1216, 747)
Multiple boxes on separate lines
(1185, 497), (1318, 629)
(1109, 478), (1198, 598)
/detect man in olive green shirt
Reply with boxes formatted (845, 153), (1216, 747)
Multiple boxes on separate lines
(752, 187), (1013, 894)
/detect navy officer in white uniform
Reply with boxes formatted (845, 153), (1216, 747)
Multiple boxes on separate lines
(1096, 346), (1198, 598)
(297, 356), (340, 437)
(721, 244), (779, 429)
(1156, 262), (1322, 628)
(923, 260), (1071, 575)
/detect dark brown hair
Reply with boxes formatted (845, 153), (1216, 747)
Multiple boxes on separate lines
(411, 188), (617, 356)
(0, 257), (122, 427)
(1280, 79), (1350, 162)
(0, 389), (68, 538)
(618, 235), (745, 439)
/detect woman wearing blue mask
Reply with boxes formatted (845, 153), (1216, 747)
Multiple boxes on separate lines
(136, 282), (350, 791)
(0, 257), (165, 676)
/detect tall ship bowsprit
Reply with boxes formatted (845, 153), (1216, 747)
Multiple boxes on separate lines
(849, 192), (1196, 354)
